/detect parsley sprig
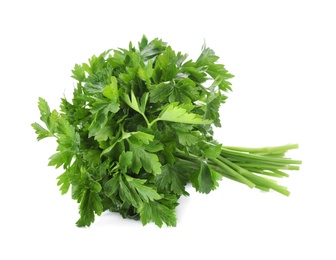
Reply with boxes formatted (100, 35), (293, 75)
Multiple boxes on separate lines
(32, 36), (301, 227)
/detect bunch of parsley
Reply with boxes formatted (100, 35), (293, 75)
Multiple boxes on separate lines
(32, 36), (301, 227)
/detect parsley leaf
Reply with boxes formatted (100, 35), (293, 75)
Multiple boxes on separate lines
(139, 199), (177, 228)
(152, 102), (212, 126)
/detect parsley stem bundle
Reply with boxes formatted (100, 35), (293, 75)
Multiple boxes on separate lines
(176, 144), (299, 196)
(32, 36), (301, 227)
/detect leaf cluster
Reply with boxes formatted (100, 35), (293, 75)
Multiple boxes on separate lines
(32, 35), (300, 227)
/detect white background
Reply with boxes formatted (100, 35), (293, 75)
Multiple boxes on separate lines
(1, 0), (335, 259)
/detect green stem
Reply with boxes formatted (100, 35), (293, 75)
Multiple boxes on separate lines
(210, 158), (255, 188)
(216, 156), (250, 174)
(148, 118), (158, 129)
(140, 112), (151, 128)
(222, 144), (299, 154)
(221, 147), (302, 165)
(239, 171), (290, 196)
(235, 162), (300, 171)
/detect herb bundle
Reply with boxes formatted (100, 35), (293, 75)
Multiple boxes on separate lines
(32, 36), (301, 227)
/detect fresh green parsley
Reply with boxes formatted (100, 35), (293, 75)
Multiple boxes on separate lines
(32, 35), (301, 227)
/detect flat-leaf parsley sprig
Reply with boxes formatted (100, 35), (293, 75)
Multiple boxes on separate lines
(32, 35), (301, 227)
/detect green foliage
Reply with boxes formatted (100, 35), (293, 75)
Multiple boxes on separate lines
(32, 35), (301, 228)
